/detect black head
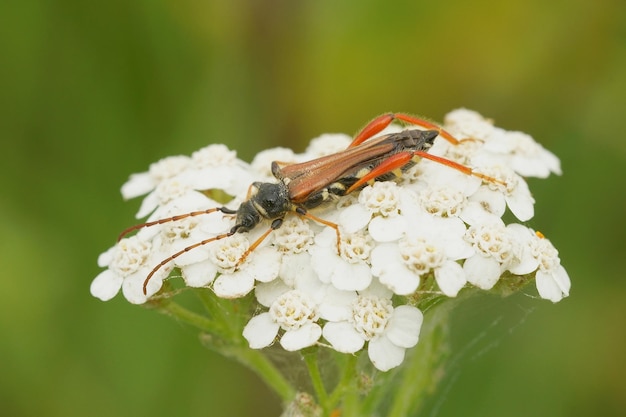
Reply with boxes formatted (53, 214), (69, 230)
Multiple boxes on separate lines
(423, 129), (439, 145)
(232, 182), (291, 233)
(232, 199), (262, 233)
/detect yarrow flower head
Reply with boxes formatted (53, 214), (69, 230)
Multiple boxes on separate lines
(92, 109), (570, 380)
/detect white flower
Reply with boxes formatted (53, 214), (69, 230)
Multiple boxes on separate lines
(466, 165), (535, 222)
(323, 279), (423, 371)
(507, 226), (571, 302)
(372, 230), (469, 297)
(209, 234), (282, 299)
(443, 108), (496, 142)
(482, 130), (562, 178)
(310, 228), (374, 291)
(250, 147), (298, 179)
(339, 182), (409, 241)
(463, 220), (515, 290)
(94, 105), (571, 372)
(121, 155), (192, 200)
(90, 235), (170, 304)
(305, 133), (354, 158)
(243, 288), (322, 351)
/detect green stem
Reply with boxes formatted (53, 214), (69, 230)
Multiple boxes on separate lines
(387, 302), (452, 417)
(327, 353), (358, 408)
(304, 350), (329, 412)
(328, 354), (359, 417)
(219, 343), (297, 403)
(156, 298), (296, 403)
(157, 299), (214, 332)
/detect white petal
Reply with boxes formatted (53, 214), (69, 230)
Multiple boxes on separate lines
(310, 245), (339, 284)
(213, 270), (254, 298)
(280, 323), (322, 351)
(464, 255), (502, 290)
(97, 246), (115, 267)
(506, 224), (539, 275)
(316, 287), (357, 322)
(255, 279), (290, 307)
(359, 276), (394, 299)
(435, 261), (467, 297)
(505, 180), (535, 222)
(461, 188), (506, 225)
(280, 252), (315, 286)
(378, 265), (420, 295)
(246, 246), (281, 283)
(135, 191), (159, 219)
(536, 266), (570, 302)
(323, 322), (364, 353)
(243, 313), (280, 349)
(90, 270), (123, 301)
(121, 172), (154, 200)
(553, 265), (571, 295)
(385, 305), (423, 348)
(121, 273), (153, 305)
(180, 259), (217, 287)
(371, 243), (420, 294)
(368, 216), (406, 242)
(368, 335), (405, 372)
(459, 201), (503, 227)
(339, 204), (372, 234)
(331, 262), (372, 292)
(172, 244), (210, 267)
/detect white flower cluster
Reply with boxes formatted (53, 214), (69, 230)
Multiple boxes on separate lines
(91, 109), (570, 372)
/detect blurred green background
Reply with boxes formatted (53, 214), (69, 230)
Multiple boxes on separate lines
(1, 0), (624, 416)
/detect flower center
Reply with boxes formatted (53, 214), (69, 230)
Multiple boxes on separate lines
(163, 217), (198, 242)
(398, 237), (445, 275)
(358, 182), (401, 217)
(149, 155), (191, 183)
(192, 144), (237, 167)
(269, 290), (319, 331)
(419, 187), (466, 217)
(155, 178), (192, 205)
(209, 235), (249, 271)
(110, 236), (152, 277)
(465, 223), (513, 263)
(531, 235), (560, 271)
(339, 233), (374, 264)
(351, 295), (394, 340)
(272, 217), (313, 253)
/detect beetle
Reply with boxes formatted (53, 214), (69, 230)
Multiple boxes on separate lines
(118, 113), (503, 295)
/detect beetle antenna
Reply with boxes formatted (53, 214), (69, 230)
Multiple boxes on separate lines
(118, 207), (235, 241)
(142, 231), (235, 295)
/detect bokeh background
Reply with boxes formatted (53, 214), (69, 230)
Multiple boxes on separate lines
(1, 0), (624, 416)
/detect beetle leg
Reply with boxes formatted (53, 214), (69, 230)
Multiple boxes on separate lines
(412, 150), (506, 185)
(345, 152), (413, 194)
(350, 113), (460, 148)
(296, 207), (342, 255)
(344, 150), (505, 195)
(234, 220), (281, 268)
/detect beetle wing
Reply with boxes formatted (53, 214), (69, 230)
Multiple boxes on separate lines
(277, 134), (396, 204)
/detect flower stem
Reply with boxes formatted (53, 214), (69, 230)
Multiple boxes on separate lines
(303, 350), (329, 412)
(156, 297), (296, 403)
(387, 300), (453, 417)
(217, 343), (297, 403)
(156, 298), (213, 332)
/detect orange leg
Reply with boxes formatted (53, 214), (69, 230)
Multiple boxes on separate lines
(350, 113), (460, 148)
(345, 150), (505, 195)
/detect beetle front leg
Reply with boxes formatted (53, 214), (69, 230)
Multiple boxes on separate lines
(295, 207), (342, 255)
